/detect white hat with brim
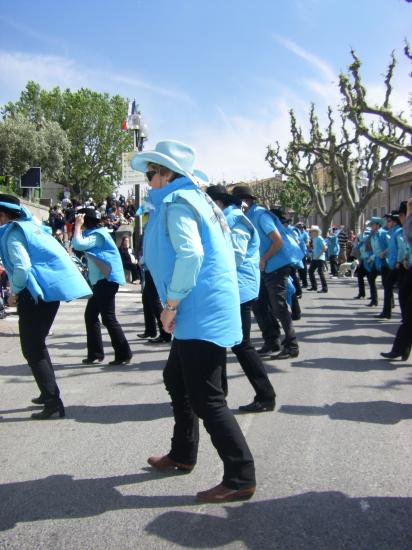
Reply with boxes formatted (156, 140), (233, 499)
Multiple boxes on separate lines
(309, 225), (321, 233)
(130, 140), (208, 185)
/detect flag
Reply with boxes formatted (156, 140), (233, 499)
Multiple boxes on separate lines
(121, 118), (128, 131)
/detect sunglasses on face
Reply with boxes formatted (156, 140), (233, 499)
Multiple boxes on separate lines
(146, 170), (157, 182)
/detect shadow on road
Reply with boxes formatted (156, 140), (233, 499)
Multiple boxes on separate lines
(278, 400), (412, 424)
(146, 491), (412, 550)
(0, 472), (194, 531)
(291, 357), (403, 372)
(0, 402), (172, 424)
(1, 475), (411, 550)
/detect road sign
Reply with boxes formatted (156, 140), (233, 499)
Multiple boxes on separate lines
(20, 167), (41, 188)
(122, 152), (146, 187)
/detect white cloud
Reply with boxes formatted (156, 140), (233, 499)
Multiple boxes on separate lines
(0, 50), (193, 105)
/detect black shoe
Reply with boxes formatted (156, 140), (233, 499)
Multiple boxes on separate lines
(31, 396), (45, 405)
(82, 357), (104, 365)
(239, 399), (275, 413)
(366, 301), (378, 307)
(306, 287), (317, 291)
(272, 349), (299, 360)
(108, 357), (132, 365)
(380, 350), (410, 361)
(147, 335), (172, 344)
(318, 289), (328, 293)
(375, 313), (391, 319)
(31, 400), (65, 420)
(137, 332), (156, 339)
(353, 295), (365, 300)
(257, 343), (281, 356)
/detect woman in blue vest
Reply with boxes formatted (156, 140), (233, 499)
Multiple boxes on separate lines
(0, 194), (91, 419)
(130, 140), (255, 503)
(206, 184), (276, 413)
(72, 208), (132, 365)
(307, 225), (328, 293)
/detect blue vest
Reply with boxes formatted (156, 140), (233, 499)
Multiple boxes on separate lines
(328, 235), (340, 256)
(0, 220), (91, 302)
(247, 204), (304, 273)
(387, 225), (403, 269)
(370, 228), (389, 272)
(82, 227), (126, 285)
(224, 204), (260, 304)
(143, 177), (242, 347)
(286, 276), (295, 306)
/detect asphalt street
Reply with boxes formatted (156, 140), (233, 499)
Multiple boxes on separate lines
(0, 277), (411, 550)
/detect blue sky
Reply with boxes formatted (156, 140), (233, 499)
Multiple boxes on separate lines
(1, 0), (411, 183)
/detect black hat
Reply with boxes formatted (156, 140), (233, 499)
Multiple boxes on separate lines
(390, 213), (401, 224)
(0, 193), (22, 215)
(206, 185), (241, 206)
(231, 185), (257, 200)
(399, 201), (407, 215)
(77, 207), (101, 220)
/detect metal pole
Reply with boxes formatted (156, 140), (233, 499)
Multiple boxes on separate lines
(133, 128), (142, 251)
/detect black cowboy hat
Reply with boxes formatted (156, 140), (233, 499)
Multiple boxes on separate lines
(231, 185), (257, 200)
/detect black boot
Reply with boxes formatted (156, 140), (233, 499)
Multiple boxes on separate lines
(31, 399), (65, 420)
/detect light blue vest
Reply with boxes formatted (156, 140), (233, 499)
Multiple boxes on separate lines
(328, 234), (340, 256)
(224, 204), (260, 304)
(143, 177), (242, 348)
(82, 227), (126, 285)
(370, 228), (389, 272)
(387, 225), (404, 269)
(0, 220), (91, 302)
(247, 204), (304, 273)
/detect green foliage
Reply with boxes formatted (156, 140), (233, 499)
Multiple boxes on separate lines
(2, 81), (133, 201)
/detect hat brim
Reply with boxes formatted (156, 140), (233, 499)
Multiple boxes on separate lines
(131, 150), (201, 185)
(0, 200), (22, 212)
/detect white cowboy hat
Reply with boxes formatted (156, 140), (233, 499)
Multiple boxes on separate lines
(309, 225), (322, 233)
(130, 140), (208, 185)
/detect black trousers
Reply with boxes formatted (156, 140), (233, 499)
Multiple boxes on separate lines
(163, 338), (256, 489)
(329, 255), (338, 276)
(232, 300), (276, 402)
(309, 260), (327, 291)
(356, 261), (368, 297)
(85, 279), (131, 361)
(391, 268), (412, 354)
(253, 266), (298, 351)
(123, 262), (141, 282)
(298, 257), (309, 287)
(367, 265), (381, 305)
(381, 265), (398, 318)
(142, 271), (168, 338)
(18, 289), (60, 405)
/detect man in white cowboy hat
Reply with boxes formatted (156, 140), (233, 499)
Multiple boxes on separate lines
(130, 140), (256, 503)
(307, 225), (328, 293)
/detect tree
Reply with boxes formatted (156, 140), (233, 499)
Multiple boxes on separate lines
(267, 101), (398, 233)
(266, 109), (344, 233)
(3, 82), (133, 200)
(339, 50), (412, 161)
(0, 113), (70, 186)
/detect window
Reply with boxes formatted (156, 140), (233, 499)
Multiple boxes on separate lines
(373, 208), (378, 216)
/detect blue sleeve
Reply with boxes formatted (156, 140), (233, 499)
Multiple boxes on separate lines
(258, 212), (277, 236)
(72, 233), (104, 251)
(166, 202), (204, 301)
(230, 221), (250, 268)
(6, 227), (32, 294)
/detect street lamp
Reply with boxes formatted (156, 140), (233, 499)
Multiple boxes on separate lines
(126, 99), (149, 246)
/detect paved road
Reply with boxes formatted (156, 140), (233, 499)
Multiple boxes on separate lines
(0, 278), (411, 549)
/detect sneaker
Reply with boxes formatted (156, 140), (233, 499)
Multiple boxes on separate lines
(257, 343), (281, 356)
(238, 399), (275, 413)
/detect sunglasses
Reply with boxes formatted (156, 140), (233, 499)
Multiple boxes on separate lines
(146, 170), (157, 182)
